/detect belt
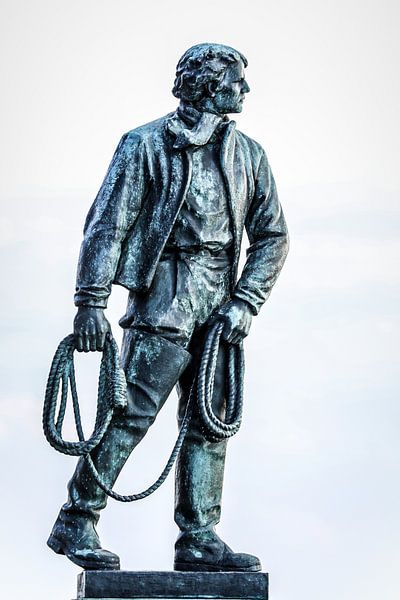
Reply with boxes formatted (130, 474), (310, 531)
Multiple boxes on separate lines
(161, 245), (232, 260)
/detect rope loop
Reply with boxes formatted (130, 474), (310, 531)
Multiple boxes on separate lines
(197, 322), (244, 442)
(43, 334), (126, 456)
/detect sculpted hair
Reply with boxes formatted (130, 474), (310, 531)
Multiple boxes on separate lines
(172, 43), (248, 103)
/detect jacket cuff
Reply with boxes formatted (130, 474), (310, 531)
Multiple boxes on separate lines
(232, 291), (259, 316)
(74, 291), (108, 309)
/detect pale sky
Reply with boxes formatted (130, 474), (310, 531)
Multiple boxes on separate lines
(1, 1), (399, 599)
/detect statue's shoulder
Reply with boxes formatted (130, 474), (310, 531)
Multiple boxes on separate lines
(235, 128), (267, 168)
(235, 128), (265, 156)
(122, 113), (173, 146)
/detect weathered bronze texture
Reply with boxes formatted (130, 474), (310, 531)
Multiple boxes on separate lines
(76, 570), (269, 599)
(47, 42), (289, 572)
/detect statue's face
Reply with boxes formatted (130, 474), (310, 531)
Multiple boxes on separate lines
(211, 61), (250, 114)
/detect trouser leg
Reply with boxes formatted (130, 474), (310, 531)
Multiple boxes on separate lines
(175, 336), (227, 533)
(174, 334), (262, 572)
(52, 330), (191, 527)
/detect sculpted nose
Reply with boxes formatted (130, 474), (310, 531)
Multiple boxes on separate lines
(242, 80), (250, 94)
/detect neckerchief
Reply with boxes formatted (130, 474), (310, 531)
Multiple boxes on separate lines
(167, 103), (229, 149)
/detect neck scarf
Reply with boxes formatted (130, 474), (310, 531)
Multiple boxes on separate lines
(167, 103), (229, 149)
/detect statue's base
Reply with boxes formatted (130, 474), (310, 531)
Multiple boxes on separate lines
(75, 570), (268, 600)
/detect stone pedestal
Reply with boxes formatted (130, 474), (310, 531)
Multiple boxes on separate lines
(75, 570), (268, 600)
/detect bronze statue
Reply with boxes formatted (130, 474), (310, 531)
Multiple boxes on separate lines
(46, 42), (289, 573)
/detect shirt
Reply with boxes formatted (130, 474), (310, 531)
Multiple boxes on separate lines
(166, 140), (233, 252)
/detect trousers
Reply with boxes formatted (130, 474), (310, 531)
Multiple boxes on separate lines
(62, 250), (233, 533)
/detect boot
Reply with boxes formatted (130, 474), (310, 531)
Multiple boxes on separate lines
(47, 510), (120, 570)
(48, 329), (191, 570)
(175, 530), (261, 572)
(174, 338), (261, 572)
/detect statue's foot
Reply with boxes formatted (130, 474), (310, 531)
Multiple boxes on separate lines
(174, 530), (261, 572)
(47, 511), (120, 570)
(48, 533), (120, 570)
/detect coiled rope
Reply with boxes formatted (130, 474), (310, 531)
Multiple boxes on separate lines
(197, 322), (244, 442)
(43, 321), (243, 502)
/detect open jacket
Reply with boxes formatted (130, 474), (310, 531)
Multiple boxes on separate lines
(74, 111), (289, 316)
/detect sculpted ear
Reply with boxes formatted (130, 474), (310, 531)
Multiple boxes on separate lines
(206, 81), (218, 98)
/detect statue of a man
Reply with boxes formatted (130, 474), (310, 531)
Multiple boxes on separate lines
(47, 43), (289, 573)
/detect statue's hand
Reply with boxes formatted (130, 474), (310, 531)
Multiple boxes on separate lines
(213, 298), (253, 345)
(73, 306), (111, 352)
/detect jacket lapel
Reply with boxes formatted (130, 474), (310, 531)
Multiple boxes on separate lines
(220, 121), (241, 252)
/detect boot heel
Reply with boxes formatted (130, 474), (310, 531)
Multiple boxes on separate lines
(47, 535), (64, 555)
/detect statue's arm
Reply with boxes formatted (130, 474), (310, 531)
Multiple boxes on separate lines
(233, 149), (289, 315)
(74, 133), (148, 309)
(73, 133), (148, 351)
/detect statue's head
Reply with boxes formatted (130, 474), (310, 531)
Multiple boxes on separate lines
(172, 43), (250, 115)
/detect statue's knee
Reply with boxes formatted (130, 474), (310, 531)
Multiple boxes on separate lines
(113, 410), (157, 435)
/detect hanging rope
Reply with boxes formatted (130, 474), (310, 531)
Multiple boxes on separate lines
(197, 322), (244, 442)
(43, 321), (244, 502)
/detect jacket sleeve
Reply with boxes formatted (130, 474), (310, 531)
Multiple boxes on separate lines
(233, 149), (289, 315)
(74, 133), (148, 308)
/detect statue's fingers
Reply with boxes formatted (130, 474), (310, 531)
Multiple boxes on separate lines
(75, 334), (84, 352)
(224, 324), (238, 343)
(229, 330), (243, 345)
(85, 322), (96, 352)
(82, 334), (90, 352)
(221, 322), (232, 341)
(240, 324), (249, 338)
(96, 330), (106, 351)
(89, 335), (97, 352)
